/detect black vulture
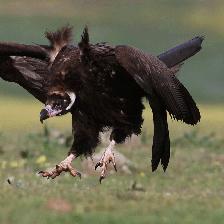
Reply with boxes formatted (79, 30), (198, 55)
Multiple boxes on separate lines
(0, 26), (204, 182)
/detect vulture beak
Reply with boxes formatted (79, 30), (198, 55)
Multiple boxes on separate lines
(40, 105), (62, 123)
(39, 92), (76, 123)
(40, 108), (49, 123)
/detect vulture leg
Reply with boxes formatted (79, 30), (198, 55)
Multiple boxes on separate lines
(95, 140), (117, 183)
(38, 154), (81, 179)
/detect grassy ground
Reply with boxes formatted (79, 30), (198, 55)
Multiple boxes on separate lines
(0, 98), (223, 224)
(0, 1), (224, 223)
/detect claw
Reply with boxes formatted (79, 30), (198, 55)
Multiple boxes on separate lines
(69, 169), (81, 178)
(95, 140), (117, 183)
(99, 175), (105, 184)
(76, 171), (82, 179)
(38, 154), (79, 180)
(67, 164), (81, 179)
(95, 162), (102, 170)
(113, 163), (117, 172)
(38, 171), (51, 177)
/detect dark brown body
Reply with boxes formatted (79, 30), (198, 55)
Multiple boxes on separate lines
(48, 43), (145, 157)
(47, 28), (200, 172)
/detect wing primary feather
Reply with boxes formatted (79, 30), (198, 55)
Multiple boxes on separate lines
(158, 36), (204, 68)
(115, 45), (201, 126)
(0, 56), (48, 103)
(0, 42), (47, 59)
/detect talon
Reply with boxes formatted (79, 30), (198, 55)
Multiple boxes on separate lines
(76, 171), (82, 179)
(38, 154), (78, 180)
(67, 164), (81, 178)
(99, 175), (105, 184)
(38, 171), (50, 177)
(95, 140), (117, 183)
(69, 169), (77, 177)
(69, 170), (81, 179)
(113, 163), (117, 172)
(95, 162), (101, 170)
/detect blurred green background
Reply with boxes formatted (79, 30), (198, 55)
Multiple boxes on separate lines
(1, 0), (224, 102)
(0, 1), (224, 224)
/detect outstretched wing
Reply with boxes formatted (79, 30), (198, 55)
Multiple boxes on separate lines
(0, 25), (74, 103)
(0, 41), (50, 103)
(0, 42), (47, 59)
(0, 56), (48, 103)
(115, 45), (201, 125)
(0, 33), (203, 104)
(115, 44), (202, 171)
(0, 25), (73, 61)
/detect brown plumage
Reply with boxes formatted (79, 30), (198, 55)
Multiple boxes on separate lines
(115, 45), (200, 170)
(0, 26), (204, 176)
(45, 25), (73, 48)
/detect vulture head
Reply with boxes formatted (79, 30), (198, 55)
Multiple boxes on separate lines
(39, 25), (89, 123)
(39, 26), (78, 123)
(40, 90), (76, 123)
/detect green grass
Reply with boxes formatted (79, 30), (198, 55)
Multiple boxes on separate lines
(0, 96), (71, 132)
(0, 98), (224, 224)
(1, 96), (223, 135)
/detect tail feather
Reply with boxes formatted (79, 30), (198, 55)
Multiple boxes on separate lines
(161, 118), (170, 171)
(150, 100), (170, 172)
(149, 74), (200, 171)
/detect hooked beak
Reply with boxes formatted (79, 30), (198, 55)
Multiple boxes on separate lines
(40, 108), (49, 123)
(40, 105), (62, 123)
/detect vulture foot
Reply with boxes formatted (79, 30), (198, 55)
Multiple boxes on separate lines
(38, 154), (81, 179)
(95, 140), (117, 183)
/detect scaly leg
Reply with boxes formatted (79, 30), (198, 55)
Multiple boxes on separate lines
(95, 140), (117, 183)
(38, 154), (81, 179)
